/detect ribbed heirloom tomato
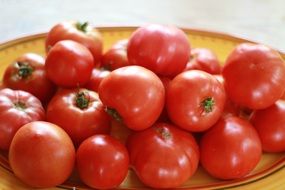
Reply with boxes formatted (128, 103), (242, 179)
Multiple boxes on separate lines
(0, 89), (45, 150)
(46, 88), (110, 145)
(45, 21), (103, 65)
(98, 65), (165, 131)
(222, 43), (285, 109)
(127, 24), (190, 77)
(167, 70), (226, 132)
(3, 53), (56, 103)
(127, 122), (199, 188)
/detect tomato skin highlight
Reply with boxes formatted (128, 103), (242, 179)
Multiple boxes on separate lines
(77, 135), (129, 189)
(222, 43), (285, 110)
(9, 121), (75, 188)
(45, 40), (94, 88)
(127, 122), (199, 188)
(167, 70), (226, 132)
(45, 21), (103, 66)
(250, 100), (285, 152)
(46, 88), (111, 145)
(200, 116), (262, 180)
(127, 24), (190, 77)
(99, 65), (165, 131)
(0, 88), (45, 150)
(3, 53), (56, 104)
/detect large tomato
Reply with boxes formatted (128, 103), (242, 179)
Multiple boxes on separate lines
(250, 100), (285, 152)
(3, 53), (56, 103)
(101, 39), (130, 70)
(77, 135), (129, 189)
(0, 89), (45, 150)
(200, 116), (262, 180)
(45, 21), (103, 65)
(46, 88), (110, 145)
(127, 24), (190, 77)
(98, 66), (165, 131)
(9, 121), (75, 188)
(45, 40), (94, 88)
(84, 68), (110, 92)
(185, 48), (221, 74)
(222, 43), (285, 109)
(167, 70), (226, 132)
(127, 122), (199, 188)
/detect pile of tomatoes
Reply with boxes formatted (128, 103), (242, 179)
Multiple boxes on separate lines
(1, 21), (285, 189)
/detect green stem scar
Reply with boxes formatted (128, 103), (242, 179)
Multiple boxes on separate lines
(76, 91), (90, 109)
(201, 97), (215, 113)
(106, 107), (122, 122)
(76, 22), (88, 33)
(16, 62), (33, 79)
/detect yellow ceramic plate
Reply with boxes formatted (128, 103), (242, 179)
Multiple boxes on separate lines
(0, 27), (285, 190)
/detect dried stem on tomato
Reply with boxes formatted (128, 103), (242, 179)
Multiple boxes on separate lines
(16, 62), (33, 79)
(75, 91), (90, 109)
(201, 97), (215, 113)
(106, 107), (122, 122)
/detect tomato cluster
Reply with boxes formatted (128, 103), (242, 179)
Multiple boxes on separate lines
(1, 21), (285, 189)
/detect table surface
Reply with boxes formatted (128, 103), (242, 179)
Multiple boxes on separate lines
(0, 0), (284, 52)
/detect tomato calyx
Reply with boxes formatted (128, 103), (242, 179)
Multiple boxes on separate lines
(76, 22), (89, 33)
(201, 97), (215, 114)
(13, 101), (26, 111)
(75, 91), (90, 109)
(15, 62), (34, 79)
(106, 107), (122, 122)
(156, 126), (172, 140)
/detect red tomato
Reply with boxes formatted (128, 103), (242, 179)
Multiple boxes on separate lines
(101, 39), (130, 70)
(46, 88), (110, 145)
(77, 135), (129, 189)
(200, 116), (262, 180)
(167, 70), (226, 132)
(98, 66), (165, 131)
(9, 121), (75, 188)
(45, 40), (94, 88)
(3, 53), (56, 103)
(250, 100), (285, 152)
(127, 122), (199, 188)
(45, 21), (103, 65)
(84, 68), (110, 92)
(127, 24), (190, 77)
(0, 89), (45, 150)
(185, 48), (221, 74)
(222, 43), (285, 109)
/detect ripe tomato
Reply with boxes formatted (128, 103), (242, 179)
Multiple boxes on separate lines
(98, 66), (165, 131)
(85, 68), (110, 92)
(101, 39), (130, 70)
(45, 40), (94, 88)
(127, 122), (199, 188)
(222, 43), (285, 109)
(185, 48), (221, 74)
(3, 53), (56, 103)
(47, 88), (110, 145)
(77, 135), (129, 189)
(0, 89), (45, 150)
(45, 21), (103, 65)
(200, 116), (262, 180)
(127, 24), (190, 77)
(167, 70), (226, 132)
(9, 121), (75, 188)
(250, 100), (285, 152)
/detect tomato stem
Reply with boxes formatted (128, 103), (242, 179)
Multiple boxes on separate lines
(156, 127), (172, 140)
(75, 91), (90, 109)
(76, 22), (88, 33)
(106, 107), (122, 122)
(14, 101), (26, 110)
(201, 97), (215, 113)
(16, 62), (33, 79)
